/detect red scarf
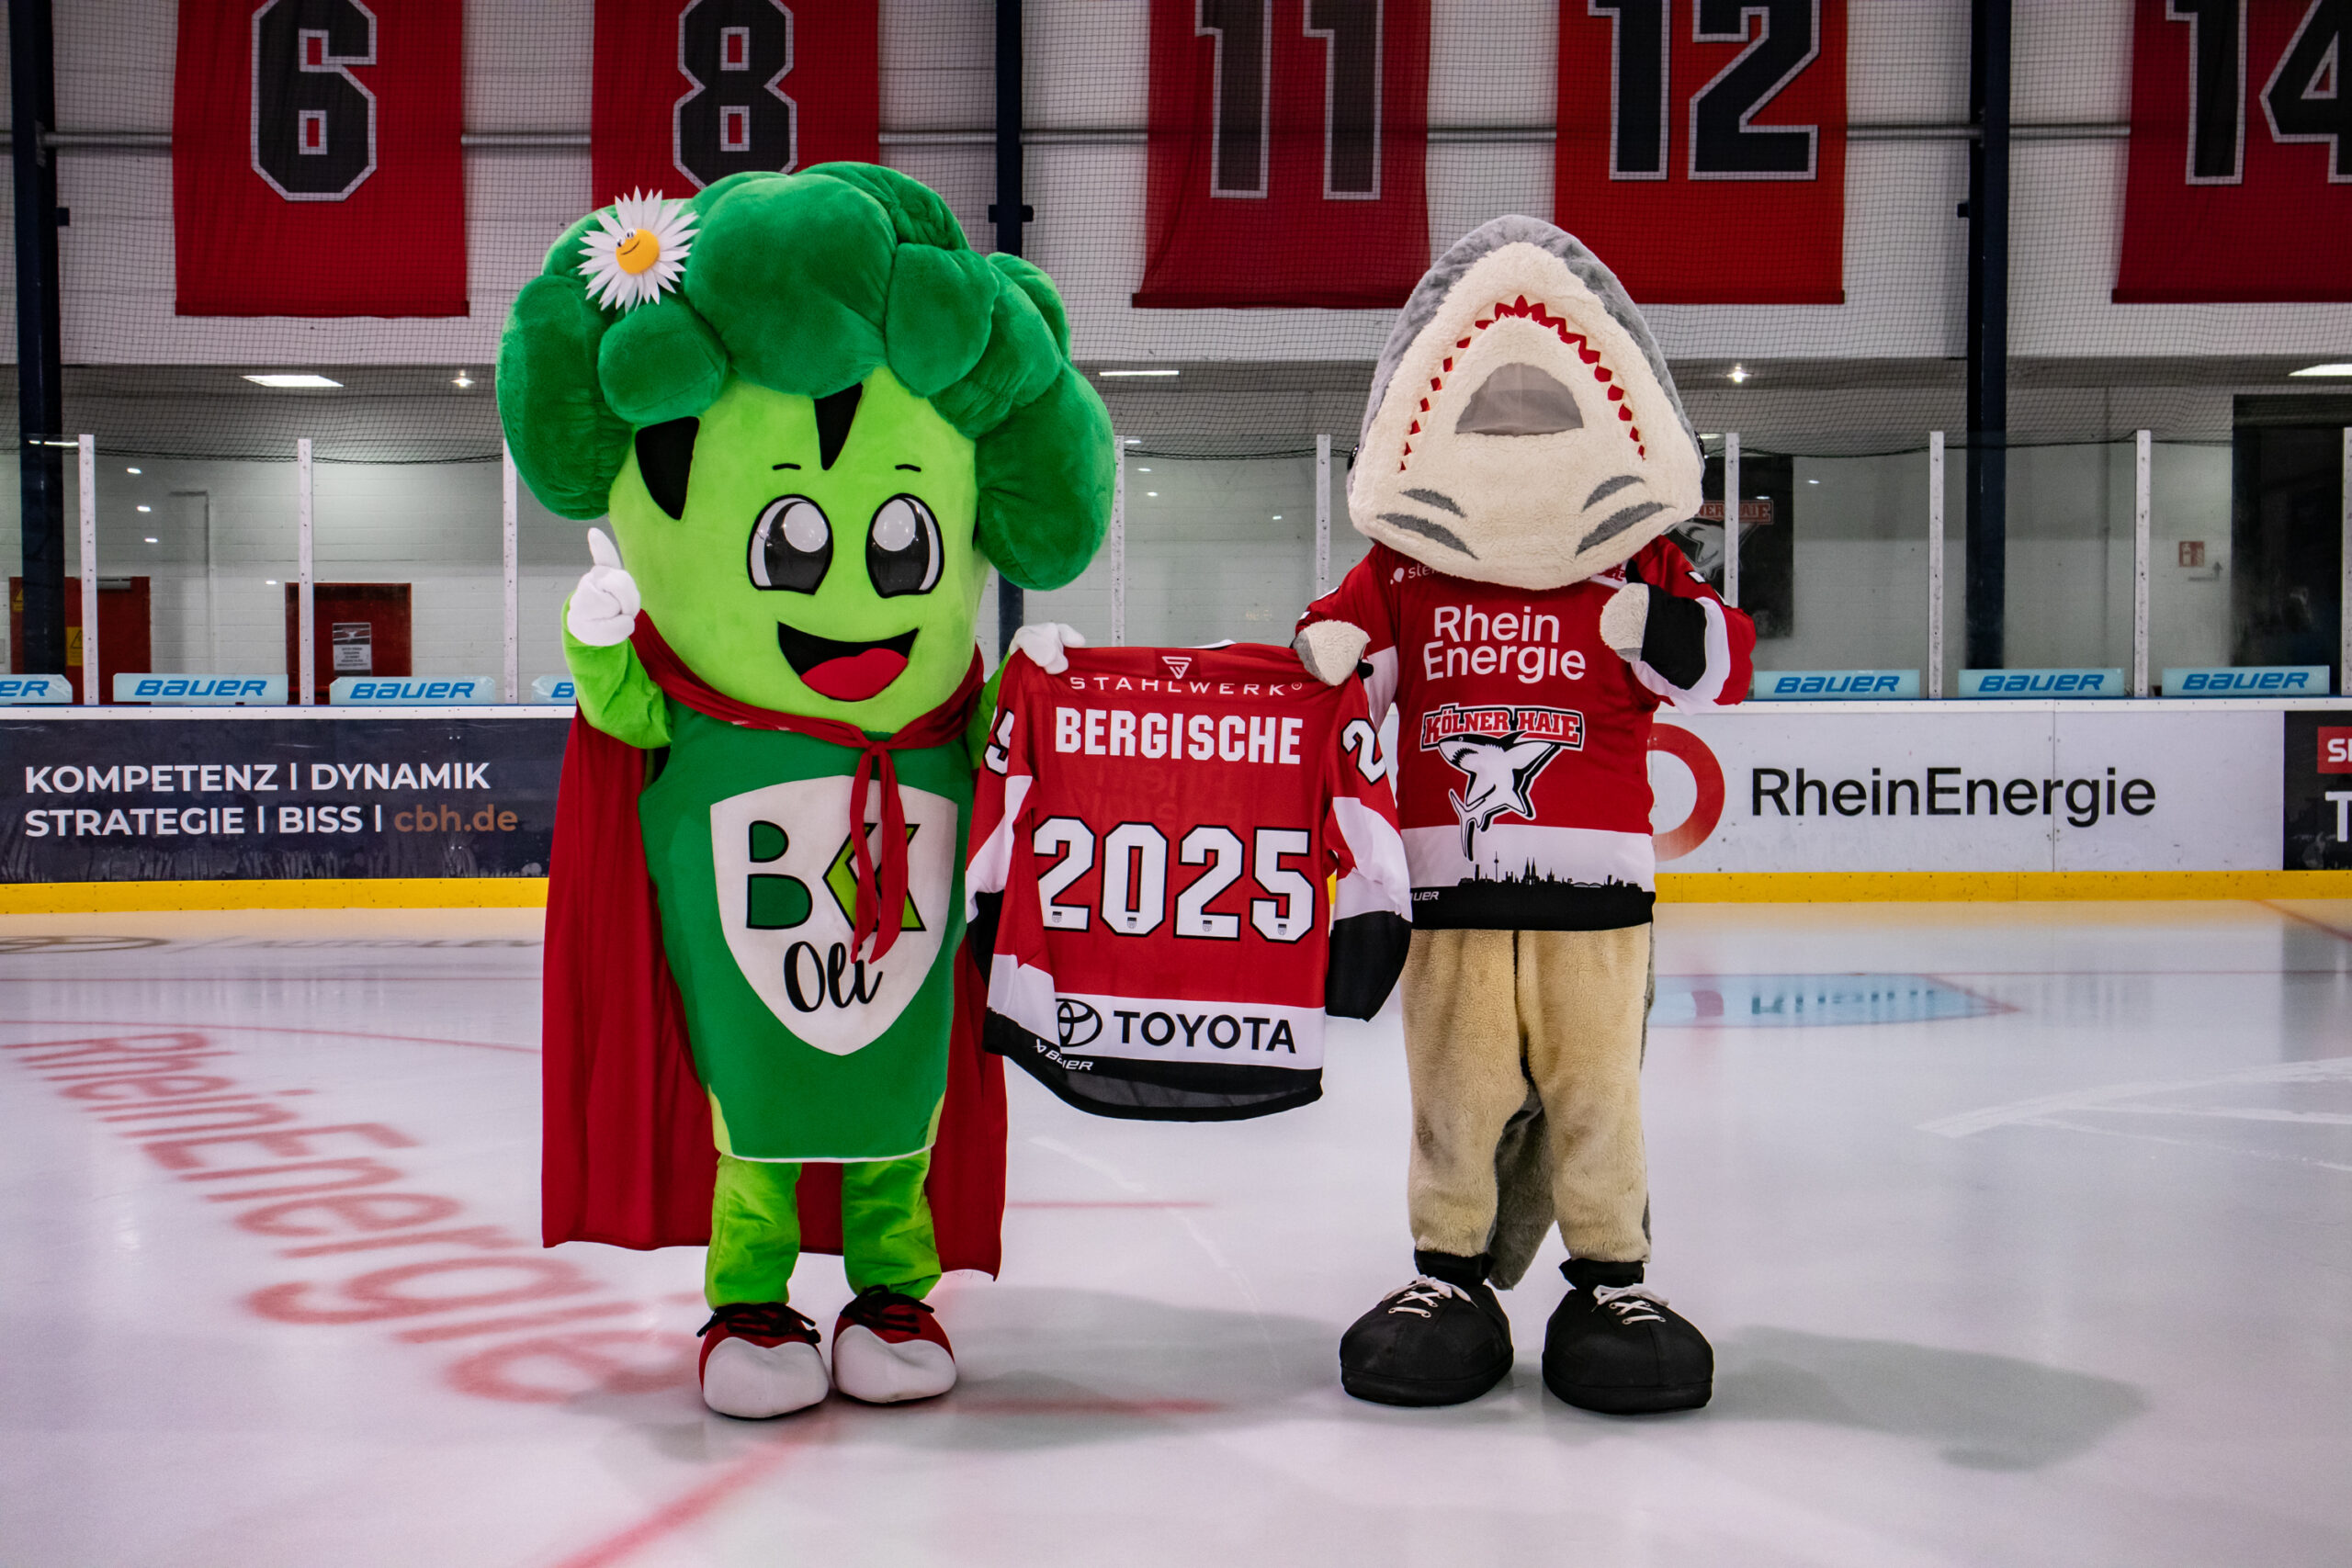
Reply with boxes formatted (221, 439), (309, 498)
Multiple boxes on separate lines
(628, 615), (983, 962)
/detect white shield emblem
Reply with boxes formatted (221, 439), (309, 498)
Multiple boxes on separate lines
(709, 775), (956, 1055)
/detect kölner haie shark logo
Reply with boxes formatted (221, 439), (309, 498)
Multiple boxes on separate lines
(709, 776), (956, 1055)
(1421, 703), (1584, 857)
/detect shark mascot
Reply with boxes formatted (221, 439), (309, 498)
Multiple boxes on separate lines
(1295, 217), (1754, 1412)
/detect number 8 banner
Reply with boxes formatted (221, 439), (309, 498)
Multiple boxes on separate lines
(174, 0), (466, 317)
(1135, 0), (1431, 310)
(1555, 0), (1847, 304)
(592, 0), (878, 209)
(2116, 0), (2352, 302)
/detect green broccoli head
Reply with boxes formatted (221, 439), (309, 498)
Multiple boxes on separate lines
(497, 164), (1112, 727)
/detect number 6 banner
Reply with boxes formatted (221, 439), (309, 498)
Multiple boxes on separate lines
(1135, 0), (1431, 310)
(174, 0), (467, 317)
(1555, 0), (1847, 304)
(592, 0), (878, 209)
(2116, 0), (2352, 301)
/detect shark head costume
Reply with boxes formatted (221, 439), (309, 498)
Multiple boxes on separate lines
(508, 164), (1111, 1418)
(1296, 218), (1749, 1417)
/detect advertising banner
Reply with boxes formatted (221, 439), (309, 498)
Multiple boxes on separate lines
(1554, 0), (1846, 303)
(2117, 0), (2352, 302)
(1135, 0), (1430, 309)
(0, 714), (566, 883)
(173, 0), (467, 317)
(2283, 710), (2352, 869)
(592, 0), (879, 208)
(1649, 704), (2286, 873)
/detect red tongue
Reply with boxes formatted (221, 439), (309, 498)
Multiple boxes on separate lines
(800, 648), (909, 702)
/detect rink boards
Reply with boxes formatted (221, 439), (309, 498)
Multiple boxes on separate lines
(0, 700), (2347, 905)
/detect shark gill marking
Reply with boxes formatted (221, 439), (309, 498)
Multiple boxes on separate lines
(1584, 474), (1642, 508)
(1580, 500), (1672, 551)
(1396, 295), (1647, 473)
(1403, 488), (1465, 516)
(1378, 512), (1477, 557)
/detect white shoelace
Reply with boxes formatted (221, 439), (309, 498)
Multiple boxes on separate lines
(1592, 1283), (1669, 1325)
(1385, 1276), (1474, 1318)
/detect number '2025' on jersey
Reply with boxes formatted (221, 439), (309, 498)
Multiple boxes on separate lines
(967, 644), (1414, 1121)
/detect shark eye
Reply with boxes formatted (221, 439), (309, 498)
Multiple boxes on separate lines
(1454, 362), (1585, 436)
(749, 497), (831, 593)
(867, 495), (943, 598)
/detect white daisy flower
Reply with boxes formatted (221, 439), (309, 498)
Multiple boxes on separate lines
(579, 190), (697, 311)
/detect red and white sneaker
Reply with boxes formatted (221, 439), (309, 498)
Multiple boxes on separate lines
(831, 1288), (956, 1404)
(698, 1302), (829, 1418)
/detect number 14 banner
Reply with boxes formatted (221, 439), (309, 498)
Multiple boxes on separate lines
(1136, 0), (1431, 310)
(1555, 0), (1848, 304)
(2117, 0), (2352, 302)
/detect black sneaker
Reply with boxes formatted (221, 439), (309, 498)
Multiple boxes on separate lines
(1541, 1261), (1712, 1414)
(1339, 1251), (1514, 1406)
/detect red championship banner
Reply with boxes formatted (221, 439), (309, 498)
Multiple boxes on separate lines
(1135, 0), (1430, 310)
(1555, 0), (1847, 304)
(593, 0), (878, 208)
(174, 0), (466, 318)
(2116, 0), (2352, 302)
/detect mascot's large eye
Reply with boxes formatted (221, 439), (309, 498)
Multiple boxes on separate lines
(866, 495), (943, 598)
(748, 497), (831, 592)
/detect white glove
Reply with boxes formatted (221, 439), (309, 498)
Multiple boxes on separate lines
(1293, 620), (1371, 686)
(1598, 583), (1650, 661)
(1009, 621), (1086, 674)
(566, 527), (641, 648)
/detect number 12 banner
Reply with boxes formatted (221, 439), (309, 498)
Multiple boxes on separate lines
(1555, 0), (1847, 304)
(174, 0), (466, 317)
(2117, 0), (2352, 302)
(1135, 0), (1430, 310)
(592, 0), (878, 209)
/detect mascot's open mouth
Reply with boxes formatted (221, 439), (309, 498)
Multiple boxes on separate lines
(777, 624), (918, 703)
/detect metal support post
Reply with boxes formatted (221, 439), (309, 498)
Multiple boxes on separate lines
(13, 0), (66, 676)
(1965, 0), (2011, 670)
(1723, 433), (1741, 609)
(2341, 427), (2350, 698)
(2132, 430), (2151, 697)
(1315, 434), (1332, 597)
(1110, 440), (1126, 646)
(991, 0), (1026, 660)
(1928, 431), (1946, 699)
(502, 442), (521, 703)
(297, 437), (316, 706)
(77, 434), (97, 704)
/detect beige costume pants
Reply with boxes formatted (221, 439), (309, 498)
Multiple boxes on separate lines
(1403, 925), (1653, 1284)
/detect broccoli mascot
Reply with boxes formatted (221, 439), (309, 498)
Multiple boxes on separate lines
(1294, 217), (1753, 1413)
(501, 165), (1112, 1417)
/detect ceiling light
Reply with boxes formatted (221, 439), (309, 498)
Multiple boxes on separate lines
(1146, 491), (1159, 497)
(1726, 365), (1750, 384)
(2289, 362), (2352, 377)
(136, 504), (152, 513)
(1124, 437), (1141, 445)
(1807, 479), (1819, 484)
(125, 466), (141, 474)
(1699, 433), (1721, 441)
(243, 373), (342, 389)
(452, 370), (474, 388)
(143, 536), (158, 543)
(1098, 368), (1179, 378)
(1136, 467), (1152, 472)
(1272, 514), (1283, 520)
(266, 579), (278, 585)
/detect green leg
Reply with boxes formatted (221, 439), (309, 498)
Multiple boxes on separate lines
(841, 1150), (942, 1299)
(706, 1155), (803, 1308)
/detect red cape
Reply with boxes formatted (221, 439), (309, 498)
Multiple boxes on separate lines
(539, 651), (1006, 1272)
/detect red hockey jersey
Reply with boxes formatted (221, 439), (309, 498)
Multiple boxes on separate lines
(967, 644), (1413, 1121)
(1298, 537), (1754, 930)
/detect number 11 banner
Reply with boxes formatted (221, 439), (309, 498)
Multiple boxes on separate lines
(592, 0), (878, 209)
(174, 0), (466, 317)
(1135, 0), (1431, 310)
(2116, 0), (2352, 302)
(1555, 0), (1847, 304)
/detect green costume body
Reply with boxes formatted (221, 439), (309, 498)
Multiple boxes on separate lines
(505, 164), (1111, 1321)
